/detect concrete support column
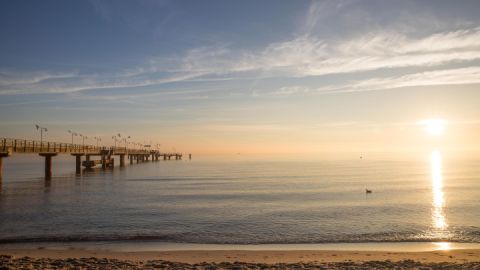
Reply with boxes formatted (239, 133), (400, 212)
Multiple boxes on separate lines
(101, 155), (106, 169)
(151, 153), (155, 161)
(0, 152), (11, 181)
(0, 156), (3, 181)
(163, 155), (167, 160)
(129, 155), (133, 164)
(71, 153), (84, 174)
(120, 154), (125, 167)
(136, 155), (140, 163)
(39, 153), (58, 179)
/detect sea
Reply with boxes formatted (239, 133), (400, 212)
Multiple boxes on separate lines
(0, 152), (479, 246)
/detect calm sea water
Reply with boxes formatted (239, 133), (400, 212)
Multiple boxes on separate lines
(0, 152), (479, 244)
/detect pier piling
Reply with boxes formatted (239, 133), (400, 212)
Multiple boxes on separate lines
(120, 154), (125, 167)
(39, 153), (57, 179)
(71, 153), (84, 174)
(0, 152), (11, 180)
(101, 154), (106, 169)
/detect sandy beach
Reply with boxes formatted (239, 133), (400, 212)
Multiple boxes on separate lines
(1, 248), (480, 269)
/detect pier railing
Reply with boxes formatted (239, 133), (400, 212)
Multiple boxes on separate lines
(0, 137), (160, 155)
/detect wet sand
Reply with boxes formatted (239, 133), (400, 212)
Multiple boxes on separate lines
(1, 248), (480, 269)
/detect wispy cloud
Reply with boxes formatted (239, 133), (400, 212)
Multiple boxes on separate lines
(221, 27), (480, 78)
(257, 66), (480, 97)
(273, 86), (311, 96)
(0, 70), (206, 95)
(317, 66), (480, 94)
(185, 25), (480, 83)
(0, 70), (79, 85)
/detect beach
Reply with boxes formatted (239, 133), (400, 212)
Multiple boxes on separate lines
(1, 248), (480, 269)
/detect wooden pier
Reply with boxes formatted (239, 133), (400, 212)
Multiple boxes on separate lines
(0, 138), (183, 179)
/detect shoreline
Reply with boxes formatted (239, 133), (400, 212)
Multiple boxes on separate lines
(2, 241), (480, 252)
(2, 242), (480, 269)
(1, 248), (480, 263)
(1, 242), (480, 264)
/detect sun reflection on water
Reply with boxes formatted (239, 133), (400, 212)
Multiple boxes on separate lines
(433, 242), (452, 251)
(431, 150), (447, 231)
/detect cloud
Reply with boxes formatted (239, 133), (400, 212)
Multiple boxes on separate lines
(0, 71), (79, 85)
(171, 24), (480, 85)
(0, 69), (207, 95)
(320, 66), (480, 94)
(235, 27), (480, 77)
(251, 66), (480, 98)
(273, 86), (310, 96)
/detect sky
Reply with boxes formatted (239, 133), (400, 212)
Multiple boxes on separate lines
(1, 0), (480, 158)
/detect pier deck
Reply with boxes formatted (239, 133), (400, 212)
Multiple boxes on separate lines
(0, 138), (183, 179)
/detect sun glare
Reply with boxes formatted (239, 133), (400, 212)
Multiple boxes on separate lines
(433, 242), (452, 251)
(422, 119), (446, 136)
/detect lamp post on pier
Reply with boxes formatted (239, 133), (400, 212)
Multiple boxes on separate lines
(94, 137), (102, 149)
(67, 130), (78, 145)
(35, 124), (47, 152)
(79, 134), (88, 152)
(121, 136), (131, 151)
(112, 135), (120, 149)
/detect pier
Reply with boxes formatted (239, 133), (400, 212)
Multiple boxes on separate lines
(0, 138), (183, 179)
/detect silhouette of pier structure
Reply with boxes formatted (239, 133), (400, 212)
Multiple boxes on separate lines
(0, 138), (183, 179)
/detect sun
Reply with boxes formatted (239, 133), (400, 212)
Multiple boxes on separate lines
(421, 119), (446, 136)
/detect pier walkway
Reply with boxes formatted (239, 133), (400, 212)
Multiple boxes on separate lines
(0, 138), (183, 179)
